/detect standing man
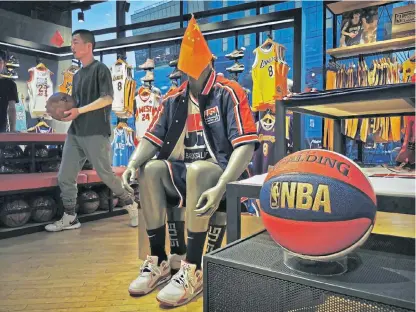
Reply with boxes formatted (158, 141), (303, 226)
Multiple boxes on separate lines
(0, 50), (17, 133)
(45, 30), (138, 232)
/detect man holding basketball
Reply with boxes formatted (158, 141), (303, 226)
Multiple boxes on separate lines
(45, 29), (138, 232)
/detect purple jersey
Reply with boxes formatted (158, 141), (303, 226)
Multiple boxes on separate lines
(252, 117), (275, 175)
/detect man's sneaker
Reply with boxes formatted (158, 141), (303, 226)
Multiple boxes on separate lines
(169, 59), (178, 67)
(156, 260), (203, 307)
(125, 201), (139, 227)
(141, 71), (154, 82)
(128, 256), (171, 296)
(0, 68), (18, 79)
(168, 253), (187, 271)
(225, 49), (245, 60)
(226, 63), (245, 73)
(6, 55), (20, 68)
(139, 58), (155, 70)
(45, 213), (81, 232)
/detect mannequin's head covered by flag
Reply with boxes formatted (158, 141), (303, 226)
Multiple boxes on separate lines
(177, 15), (213, 80)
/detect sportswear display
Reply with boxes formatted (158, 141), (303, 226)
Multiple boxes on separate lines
(252, 38), (289, 112)
(58, 63), (79, 95)
(111, 59), (136, 118)
(111, 122), (135, 167)
(139, 58), (155, 70)
(27, 63), (53, 118)
(135, 86), (160, 141)
(6, 55), (20, 68)
(15, 101), (27, 132)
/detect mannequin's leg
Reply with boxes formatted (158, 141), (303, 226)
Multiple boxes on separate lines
(139, 160), (178, 264)
(185, 161), (223, 269)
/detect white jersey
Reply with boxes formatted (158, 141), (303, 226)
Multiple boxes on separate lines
(111, 62), (128, 113)
(135, 88), (159, 139)
(27, 67), (53, 118)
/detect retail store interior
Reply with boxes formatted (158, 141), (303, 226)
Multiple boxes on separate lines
(0, 1), (414, 311)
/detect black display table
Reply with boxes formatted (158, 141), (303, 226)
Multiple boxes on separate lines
(203, 230), (415, 312)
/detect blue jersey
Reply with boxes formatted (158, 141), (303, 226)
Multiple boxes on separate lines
(15, 102), (27, 132)
(112, 128), (129, 167)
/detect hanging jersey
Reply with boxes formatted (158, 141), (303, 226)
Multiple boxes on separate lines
(252, 44), (279, 112)
(402, 58), (415, 82)
(253, 116), (275, 175)
(58, 70), (75, 95)
(135, 87), (159, 139)
(27, 67), (53, 118)
(111, 62), (135, 117)
(15, 102), (27, 132)
(125, 129), (135, 163)
(111, 128), (129, 167)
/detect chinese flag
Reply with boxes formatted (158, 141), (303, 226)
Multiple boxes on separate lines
(50, 30), (64, 47)
(178, 16), (212, 79)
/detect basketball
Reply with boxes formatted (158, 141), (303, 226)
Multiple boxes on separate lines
(46, 92), (76, 121)
(259, 149), (377, 260)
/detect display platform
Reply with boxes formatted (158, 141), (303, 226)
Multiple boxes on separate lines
(204, 231), (415, 312)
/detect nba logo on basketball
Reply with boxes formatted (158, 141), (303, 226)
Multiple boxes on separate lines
(204, 106), (220, 124)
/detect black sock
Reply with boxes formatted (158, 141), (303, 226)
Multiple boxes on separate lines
(186, 230), (207, 270)
(206, 224), (226, 253)
(168, 221), (187, 255)
(147, 225), (167, 265)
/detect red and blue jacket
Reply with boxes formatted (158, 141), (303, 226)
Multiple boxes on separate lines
(143, 69), (259, 170)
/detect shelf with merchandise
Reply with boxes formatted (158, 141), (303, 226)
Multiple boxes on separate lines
(327, 36), (416, 60)
(326, 0), (397, 15)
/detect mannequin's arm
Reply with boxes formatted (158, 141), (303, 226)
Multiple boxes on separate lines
(122, 139), (159, 192)
(195, 143), (255, 217)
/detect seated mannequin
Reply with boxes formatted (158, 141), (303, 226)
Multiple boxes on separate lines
(122, 63), (257, 307)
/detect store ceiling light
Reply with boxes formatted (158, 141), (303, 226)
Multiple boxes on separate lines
(78, 11), (84, 23)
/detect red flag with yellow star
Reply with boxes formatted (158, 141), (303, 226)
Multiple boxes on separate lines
(178, 16), (212, 79)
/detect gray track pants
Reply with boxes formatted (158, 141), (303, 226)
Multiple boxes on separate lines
(58, 133), (130, 214)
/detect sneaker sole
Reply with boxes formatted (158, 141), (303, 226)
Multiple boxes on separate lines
(128, 274), (171, 296)
(45, 223), (81, 232)
(157, 285), (203, 307)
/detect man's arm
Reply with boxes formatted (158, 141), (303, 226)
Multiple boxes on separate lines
(7, 100), (16, 132)
(78, 95), (112, 114)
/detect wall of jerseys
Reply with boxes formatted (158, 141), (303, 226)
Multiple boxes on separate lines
(324, 53), (415, 165)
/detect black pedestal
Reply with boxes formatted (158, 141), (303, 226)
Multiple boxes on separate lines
(204, 231), (415, 312)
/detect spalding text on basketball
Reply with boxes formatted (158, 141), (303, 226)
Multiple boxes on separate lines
(270, 181), (331, 213)
(283, 153), (351, 177)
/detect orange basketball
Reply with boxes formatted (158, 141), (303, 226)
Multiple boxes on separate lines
(46, 92), (76, 121)
(259, 149), (377, 260)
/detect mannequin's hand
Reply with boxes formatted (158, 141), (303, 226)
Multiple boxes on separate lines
(194, 183), (226, 218)
(122, 167), (136, 194)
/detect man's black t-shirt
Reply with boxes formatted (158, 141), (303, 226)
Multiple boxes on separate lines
(68, 60), (114, 136)
(0, 78), (18, 132)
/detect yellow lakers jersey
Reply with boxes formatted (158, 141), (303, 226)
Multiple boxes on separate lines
(252, 44), (279, 112)
(58, 71), (74, 95)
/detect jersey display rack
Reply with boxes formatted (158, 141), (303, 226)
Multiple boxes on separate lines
(27, 61), (54, 119)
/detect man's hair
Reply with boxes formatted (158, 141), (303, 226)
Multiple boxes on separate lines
(72, 29), (96, 50)
(0, 50), (6, 62)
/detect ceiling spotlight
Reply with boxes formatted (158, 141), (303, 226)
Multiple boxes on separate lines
(78, 11), (84, 22)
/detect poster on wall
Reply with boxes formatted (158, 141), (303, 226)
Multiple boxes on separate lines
(392, 4), (415, 39)
(339, 6), (379, 47)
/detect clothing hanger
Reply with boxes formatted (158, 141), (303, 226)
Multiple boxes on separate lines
(260, 33), (274, 49)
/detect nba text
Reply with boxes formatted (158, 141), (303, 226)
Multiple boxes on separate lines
(270, 181), (331, 213)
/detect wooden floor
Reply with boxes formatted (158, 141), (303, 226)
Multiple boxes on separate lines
(0, 215), (202, 312)
(0, 211), (413, 312)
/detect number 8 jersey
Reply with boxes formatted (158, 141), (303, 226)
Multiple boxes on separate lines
(27, 66), (53, 118)
(111, 61), (135, 117)
(251, 43), (282, 112)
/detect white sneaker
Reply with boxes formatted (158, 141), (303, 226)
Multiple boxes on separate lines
(125, 201), (138, 227)
(139, 58), (155, 70)
(141, 71), (154, 82)
(45, 212), (81, 232)
(168, 253), (187, 271)
(156, 260), (203, 307)
(128, 256), (171, 296)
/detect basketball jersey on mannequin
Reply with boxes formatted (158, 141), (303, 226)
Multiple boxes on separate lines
(27, 66), (53, 118)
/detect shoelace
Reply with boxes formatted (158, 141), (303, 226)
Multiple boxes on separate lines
(173, 268), (195, 294)
(140, 260), (161, 276)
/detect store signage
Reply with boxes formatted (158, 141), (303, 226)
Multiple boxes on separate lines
(392, 4), (415, 38)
